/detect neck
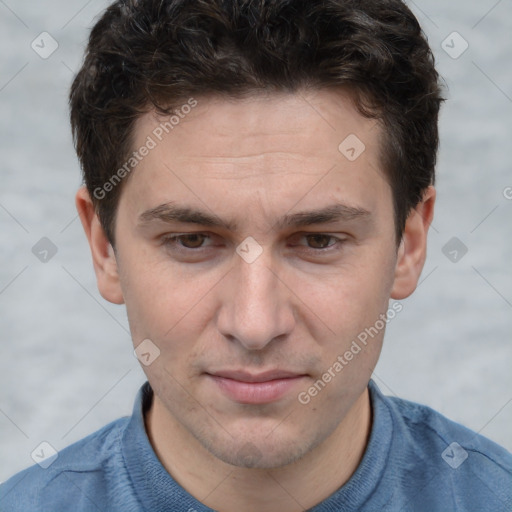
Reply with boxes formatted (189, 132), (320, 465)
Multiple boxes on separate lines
(145, 388), (372, 512)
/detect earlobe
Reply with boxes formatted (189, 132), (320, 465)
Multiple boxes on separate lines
(391, 186), (436, 300)
(75, 186), (125, 305)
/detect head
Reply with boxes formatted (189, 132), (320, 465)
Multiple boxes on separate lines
(72, 0), (442, 469)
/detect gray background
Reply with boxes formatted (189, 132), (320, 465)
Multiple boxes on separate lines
(1, 0), (511, 482)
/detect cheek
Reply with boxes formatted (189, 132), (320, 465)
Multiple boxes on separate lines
(302, 247), (395, 382)
(119, 253), (218, 353)
(305, 254), (394, 334)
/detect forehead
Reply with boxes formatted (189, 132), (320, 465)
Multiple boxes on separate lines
(134, 89), (380, 162)
(119, 89), (389, 230)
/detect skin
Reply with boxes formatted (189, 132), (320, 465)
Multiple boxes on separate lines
(76, 88), (435, 512)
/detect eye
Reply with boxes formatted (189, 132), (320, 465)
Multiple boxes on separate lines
(291, 233), (346, 252)
(162, 233), (212, 250)
(302, 234), (338, 249)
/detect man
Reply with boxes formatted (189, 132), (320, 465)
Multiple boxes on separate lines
(1, 0), (511, 510)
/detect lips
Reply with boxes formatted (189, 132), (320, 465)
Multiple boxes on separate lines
(207, 370), (307, 404)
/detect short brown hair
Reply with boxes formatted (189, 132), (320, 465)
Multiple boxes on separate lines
(70, 0), (444, 245)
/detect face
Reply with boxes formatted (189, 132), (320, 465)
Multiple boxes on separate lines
(86, 89), (423, 469)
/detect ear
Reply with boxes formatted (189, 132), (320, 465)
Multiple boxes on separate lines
(391, 186), (436, 300)
(75, 186), (124, 305)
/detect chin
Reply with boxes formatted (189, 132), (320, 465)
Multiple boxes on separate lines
(200, 429), (323, 470)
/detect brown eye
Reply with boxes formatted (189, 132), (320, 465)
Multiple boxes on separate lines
(305, 234), (336, 249)
(176, 234), (208, 248)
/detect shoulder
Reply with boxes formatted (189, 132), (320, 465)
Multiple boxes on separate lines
(387, 391), (512, 469)
(373, 384), (512, 511)
(0, 417), (131, 512)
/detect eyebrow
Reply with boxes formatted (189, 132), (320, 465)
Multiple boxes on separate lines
(138, 201), (371, 231)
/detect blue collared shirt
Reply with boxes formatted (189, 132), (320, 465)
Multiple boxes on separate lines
(1, 380), (511, 511)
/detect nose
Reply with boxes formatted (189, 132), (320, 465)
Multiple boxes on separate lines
(216, 249), (295, 351)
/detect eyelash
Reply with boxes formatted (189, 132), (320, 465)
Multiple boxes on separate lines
(160, 233), (346, 255)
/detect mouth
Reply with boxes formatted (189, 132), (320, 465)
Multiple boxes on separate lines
(206, 370), (308, 404)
